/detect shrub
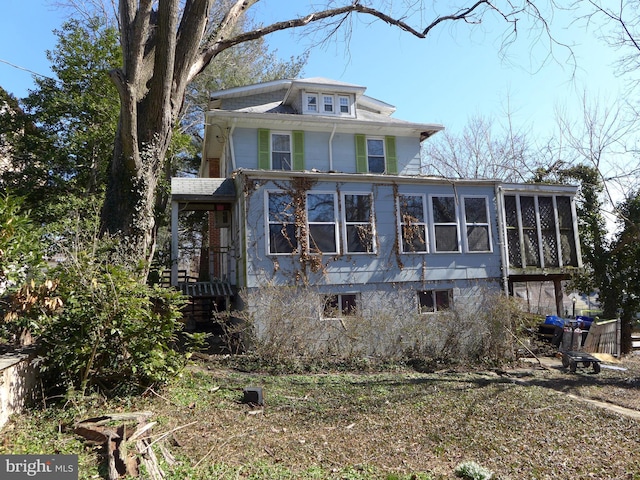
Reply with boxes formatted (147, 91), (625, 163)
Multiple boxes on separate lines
(230, 284), (524, 368)
(36, 242), (187, 395)
(454, 461), (494, 480)
(0, 193), (46, 345)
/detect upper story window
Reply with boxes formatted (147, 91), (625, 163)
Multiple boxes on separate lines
(339, 96), (350, 113)
(267, 191), (297, 254)
(462, 196), (492, 252)
(271, 132), (292, 170)
(398, 194), (427, 253)
(504, 194), (579, 269)
(307, 192), (338, 254)
(355, 135), (397, 174)
(258, 129), (304, 171)
(303, 91), (353, 116)
(366, 138), (385, 174)
(343, 193), (375, 254)
(430, 195), (460, 252)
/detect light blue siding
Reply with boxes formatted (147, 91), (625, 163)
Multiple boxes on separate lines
(240, 177), (502, 292)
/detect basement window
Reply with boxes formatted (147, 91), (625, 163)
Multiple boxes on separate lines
(418, 289), (452, 314)
(323, 294), (358, 318)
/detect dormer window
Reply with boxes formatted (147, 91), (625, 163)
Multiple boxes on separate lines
(303, 91), (354, 116)
(339, 96), (350, 114)
(323, 95), (334, 113)
(305, 94), (318, 112)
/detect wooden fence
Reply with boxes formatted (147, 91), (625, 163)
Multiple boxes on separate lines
(583, 319), (621, 356)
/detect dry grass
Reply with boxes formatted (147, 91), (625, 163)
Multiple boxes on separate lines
(2, 354), (640, 479)
(153, 354), (640, 479)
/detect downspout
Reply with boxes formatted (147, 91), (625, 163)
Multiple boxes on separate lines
(495, 184), (510, 296)
(328, 124), (337, 171)
(229, 119), (237, 172)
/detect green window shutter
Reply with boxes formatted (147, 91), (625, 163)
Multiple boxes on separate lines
(355, 134), (367, 173)
(258, 129), (270, 169)
(292, 130), (305, 171)
(385, 136), (397, 174)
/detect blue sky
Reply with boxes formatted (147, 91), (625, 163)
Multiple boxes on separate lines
(0, 1), (628, 140)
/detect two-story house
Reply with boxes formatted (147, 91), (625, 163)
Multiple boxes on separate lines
(169, 77), (582, 333)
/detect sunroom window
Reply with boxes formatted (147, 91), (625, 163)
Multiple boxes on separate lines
(462, 196), (491, 252)
(398, 194), (427, 253)
(307, 193), (338, 254)
(343, 193), (375, 253)
(504, 194), (579, 269)
(431, 195), (459, 252)
(267, 192), (297, 254)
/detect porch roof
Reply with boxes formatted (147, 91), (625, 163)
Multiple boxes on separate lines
(171, 177), (236, 203)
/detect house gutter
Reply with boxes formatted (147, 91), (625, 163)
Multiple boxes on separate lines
(328, 124), (337, 171)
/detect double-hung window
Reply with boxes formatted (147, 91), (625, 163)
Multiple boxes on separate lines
(305, 94), (318, 112)
(271, 132), (292, 170)
(462, 196), (492, 252)
(267, 192), (297, 254)
(307, 193), (338, 254)
(430, 195), (460, 252)
(398, 194), (427, 253)
(366, 138), (385, 174)
(343, 193), (375, 253)
(339, 95), (350, 114)
(322, 95), (334, 113)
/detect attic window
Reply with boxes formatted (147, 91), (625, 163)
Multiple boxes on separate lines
(303, 91), (353, 116)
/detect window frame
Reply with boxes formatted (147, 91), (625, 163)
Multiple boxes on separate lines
(270, 131), (292, 170)
(461, 195), (493, 253)
(302, 90), (354, 117)
(418, 289), (452, 314)
(322, 293), (358, 319)
(397, 193), (428, 253)
(366, 137), (386, 174)
(306, 191), (339, 255)
(265, 190), (298, 256)
(429, 194), (461, 253)
(342, 192), (376, 254)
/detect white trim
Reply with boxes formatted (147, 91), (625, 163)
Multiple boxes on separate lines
(341, 191), (376, 255)
(397, 193), (428, 254)
(461, 195), (493, 253)
(306, 191), (339, 255)
(265, 189), (297, 256)
(429, 194), (461, 253)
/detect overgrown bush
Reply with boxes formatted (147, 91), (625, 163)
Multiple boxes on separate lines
(0, 193), (46, 345)
(35, 241), (188, 395)
(229, 284), (527, 369)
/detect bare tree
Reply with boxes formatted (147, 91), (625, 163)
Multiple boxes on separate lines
(552, 92), (640, 219)
(423, 113), (534, 181)
(98, 0), (563, 274)
(581, 0), (640, 89)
